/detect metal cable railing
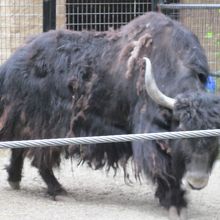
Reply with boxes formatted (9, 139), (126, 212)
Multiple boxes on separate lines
(0, 129), (220, 149)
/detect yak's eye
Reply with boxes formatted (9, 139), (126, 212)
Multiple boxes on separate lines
(197, 73), (207, 83)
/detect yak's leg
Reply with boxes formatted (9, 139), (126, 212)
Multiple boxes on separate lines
(31, 148), (66, 199)
(155, 177), (187, 220)
(39, 167), (66, 200)
(7, 148), (25, 189)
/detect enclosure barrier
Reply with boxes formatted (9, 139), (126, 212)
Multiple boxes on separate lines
(0, 129), (220, 149)
(158, 2), (220, 89)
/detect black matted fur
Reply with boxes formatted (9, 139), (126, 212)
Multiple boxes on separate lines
(0, 12), (219, 215)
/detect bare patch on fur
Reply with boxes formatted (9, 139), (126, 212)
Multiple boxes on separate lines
(125, 33), (152, 78)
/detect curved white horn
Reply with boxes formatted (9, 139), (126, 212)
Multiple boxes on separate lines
(143, 57), (175, 109)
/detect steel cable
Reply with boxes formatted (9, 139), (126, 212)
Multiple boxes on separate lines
(0, 129), (220, 149)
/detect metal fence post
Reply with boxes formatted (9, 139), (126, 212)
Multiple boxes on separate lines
(43, 0), (56, 32)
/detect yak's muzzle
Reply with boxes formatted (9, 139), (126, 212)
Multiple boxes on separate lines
(183, 172), (209, 190)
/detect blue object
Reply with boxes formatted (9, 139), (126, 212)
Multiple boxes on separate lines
(205, 76), (216, 93)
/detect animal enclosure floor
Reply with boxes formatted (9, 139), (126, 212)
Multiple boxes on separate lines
(0, 149), (220, 220)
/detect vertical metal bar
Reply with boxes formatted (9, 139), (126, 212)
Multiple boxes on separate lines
(134, 0), (136, 17)
(116, 2), (119, 29)
(85, 0), (87, 30)
(94, 0), (97, 31)
(76, 0), (79, 31)
(99, 3), (101, 31)
(108, 2), (110, 29)
(43, 0), (56, 32)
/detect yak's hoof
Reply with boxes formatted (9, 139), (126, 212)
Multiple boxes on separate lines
(8, 181), (20, 190)
(48, 187), (67, 201)
(169, 206), (187, 220)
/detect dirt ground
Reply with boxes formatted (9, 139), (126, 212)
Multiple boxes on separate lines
(0, 149), (220, 220)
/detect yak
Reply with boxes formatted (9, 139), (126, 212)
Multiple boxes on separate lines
(0, 11), (219, 219)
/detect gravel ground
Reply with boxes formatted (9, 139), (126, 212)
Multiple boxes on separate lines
(0, 149), (220, 220)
